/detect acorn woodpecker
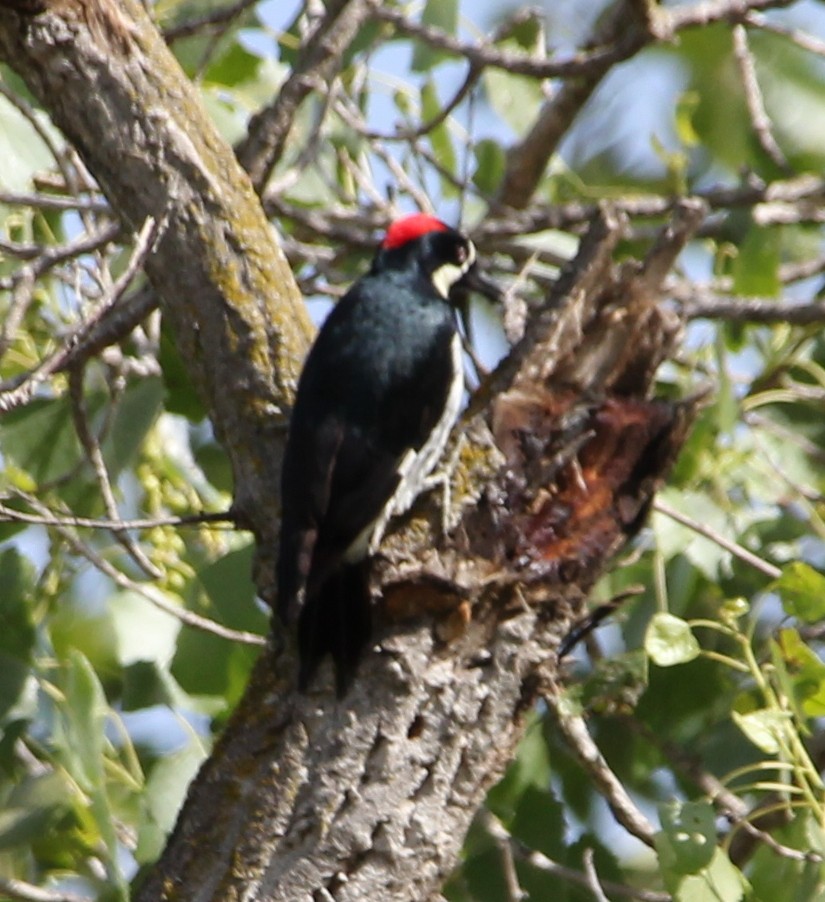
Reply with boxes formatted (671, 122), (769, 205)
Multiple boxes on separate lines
(277, 213), (498, 694)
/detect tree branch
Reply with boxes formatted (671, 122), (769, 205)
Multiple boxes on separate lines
(235, 0), (381, 193)
(133, 203), (698, 900)
(0, 3), (702, 900)
(0, 0), (313, 553)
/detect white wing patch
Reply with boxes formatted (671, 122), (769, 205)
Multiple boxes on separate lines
(342, 332), (464, 562)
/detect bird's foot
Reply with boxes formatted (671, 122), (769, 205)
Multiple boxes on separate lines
(422, 434), (466, 540)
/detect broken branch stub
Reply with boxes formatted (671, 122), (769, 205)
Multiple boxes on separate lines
(381, 202), (705, 657)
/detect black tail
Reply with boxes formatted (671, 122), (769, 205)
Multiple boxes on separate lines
(297, 562), (372, 696)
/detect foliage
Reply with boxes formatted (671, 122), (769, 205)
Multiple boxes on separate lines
(0, 0), (824, 900)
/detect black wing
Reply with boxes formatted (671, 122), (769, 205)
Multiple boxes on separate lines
(276, 273), (456, 690)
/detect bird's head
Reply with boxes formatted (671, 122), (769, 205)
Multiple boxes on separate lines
(376, 213), (502, 304)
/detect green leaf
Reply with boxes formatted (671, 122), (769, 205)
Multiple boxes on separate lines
(0, 396), (83, 483)
(501, 10), (543, 52)
(772, 561), (825, 623)
(645, 613), (700, 666)
(205, 42), (261, 87)
(673, 847), (749, 902)
(674, 90), (701, 146)
(159, 320), (207, 421)
(656, 799), (716, 876)
(110, 590), (181, 667)
(461, 842), (513, 902)
(580, 649), (649, 714)
(749, 810), (825, 901)
(510, 785), (565, 859)
(122, 661), (175, 711)
(198, 545), (265, 634)
(194, 441), (233, 493)
(61, 651), (127, 897)
(136, 741), (207, 863)
(411, 0), (458, 71)
(732, 226), (780, 297)
(421, 80), (458, 196)
(62, 650), (107, 791)
(486, 713), (551, 822)
(774, 628), (825, 718)
(0, 92), (61, 191)
(653, 490), (733, 580)
(102, 376), (164, 477)
(472, 139), (505, 195)
(483, 60), (544, 138)
(731, 709), (790, 754)
(0, 547), (36, 721)
(0, 773), (74, 851)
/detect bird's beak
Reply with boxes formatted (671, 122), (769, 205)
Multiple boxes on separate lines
(457, 264), (505, 304)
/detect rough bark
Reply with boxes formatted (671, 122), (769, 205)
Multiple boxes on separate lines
(132, 204), (700, 902)
(0, 2), (702, 900)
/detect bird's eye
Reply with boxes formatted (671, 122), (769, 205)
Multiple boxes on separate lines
(455, 242), (469, 264)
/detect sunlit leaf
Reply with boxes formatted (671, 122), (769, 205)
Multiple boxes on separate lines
(731, 709), (790, 754)
(732, 227), (780, 298)
(673, 847), (749, 902)
(136, 741), (208, 863)
(411, 0), (458, 71)
(0, 93), (61, 191)
(645, 613), (700, 667)
(483, 61), (543, 138)
(773, 628), (825, 718)
(773, 561), (825, 623)
(421, 80), (457, 197)
(472, 139), (505, 195)
(656, 800), (716, 875)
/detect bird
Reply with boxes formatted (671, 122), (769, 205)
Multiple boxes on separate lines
(276, 212), (500, 694)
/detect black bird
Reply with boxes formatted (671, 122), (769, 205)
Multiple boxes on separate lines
(277, 213), (498, 693)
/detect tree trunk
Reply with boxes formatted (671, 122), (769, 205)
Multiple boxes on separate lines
(0, 2), (700, 899)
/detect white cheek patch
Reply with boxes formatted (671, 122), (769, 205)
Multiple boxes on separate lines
(432, 262), (464, 299)
(431, 240), (477, 298)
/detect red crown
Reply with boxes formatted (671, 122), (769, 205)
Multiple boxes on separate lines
(382, 213), (449, 250)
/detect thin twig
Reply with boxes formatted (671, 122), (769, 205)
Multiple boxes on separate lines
(478, 809), (670, 902)
(0, 501), (235, 531)
(0, 217), (159, 413)
(19, 494), (264, 647)
(582, 848), (610, 902)
(484, 808), (525, 902)
(162, 0), (259, 41)
(68, 363), (162, 579)
(235, 0), (381, 192)
(0, 189), (108, 212)
(732, 24), (790, 171)
(745, 10), (825, 57)
(61, 218), (164, 576)
(0, 221), (120, 369)
(544, 686), (657, 848)
(661, 0), (796, 33)
(653, 498), (781, 579)
(0, 876), (90, 902)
